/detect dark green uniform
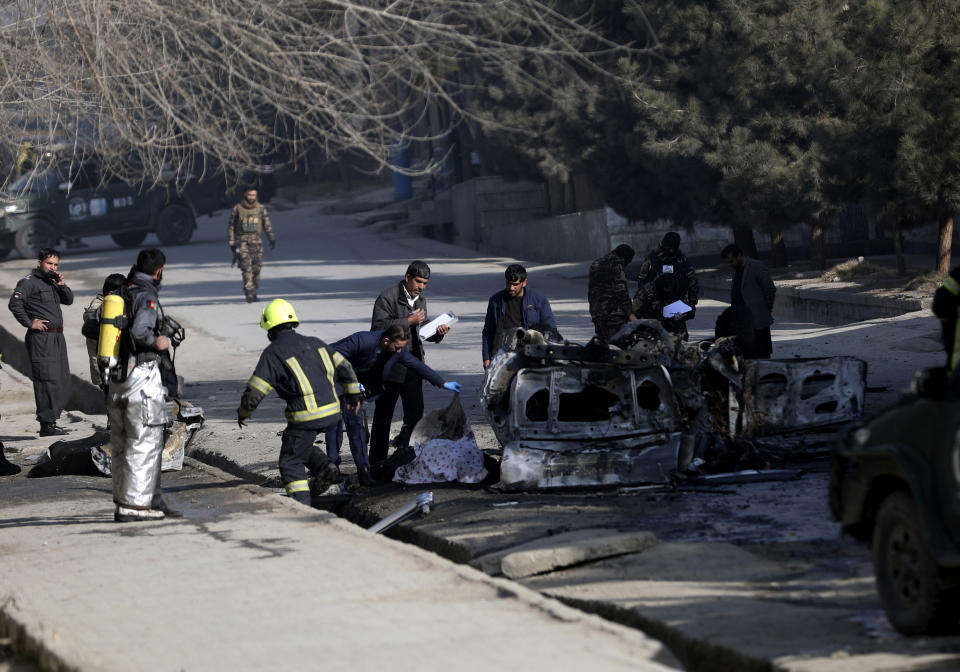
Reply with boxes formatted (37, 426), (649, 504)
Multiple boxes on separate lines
(228, 200), (276, 299)
(588, 251), (634, 341)
(634, 247), (699, 340)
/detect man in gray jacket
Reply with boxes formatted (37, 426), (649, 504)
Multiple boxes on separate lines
(370, 260), (452, 458)
(720, 245), (776, 358)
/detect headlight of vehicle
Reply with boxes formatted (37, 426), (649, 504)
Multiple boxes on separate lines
(3, 202), (26, 214)
(852, 427), (871, 446)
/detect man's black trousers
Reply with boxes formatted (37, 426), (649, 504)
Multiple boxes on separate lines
(25, 330), (71, 423)
(369, 366), (423, 464)
(278, 424), (334, 504)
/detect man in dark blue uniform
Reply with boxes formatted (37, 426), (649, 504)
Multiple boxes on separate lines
(8, 248), (74, 436)
(238, 299), (362, 504)
(325, 324), (461, 484)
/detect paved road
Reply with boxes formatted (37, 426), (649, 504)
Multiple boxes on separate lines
(0, 188), (952, 671)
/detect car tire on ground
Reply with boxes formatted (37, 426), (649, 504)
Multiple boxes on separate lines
(155, 204), (195, 246)
(14, 219), (59, 259)
(873, 491), (960, 635)
(111, 231), (148, 248)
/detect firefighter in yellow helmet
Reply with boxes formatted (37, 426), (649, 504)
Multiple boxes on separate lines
(237, 299), (362, 503)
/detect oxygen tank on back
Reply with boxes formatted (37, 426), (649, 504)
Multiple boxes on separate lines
(97, 293), (126, 378)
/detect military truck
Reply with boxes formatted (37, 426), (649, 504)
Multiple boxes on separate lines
(830, 367), (960, 635)
(0, 158), (225, 260)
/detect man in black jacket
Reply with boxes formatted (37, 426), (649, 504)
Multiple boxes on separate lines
(8, 247), (74, 436)
(370, 260), (452, 456)
(721, 244), (777, 358)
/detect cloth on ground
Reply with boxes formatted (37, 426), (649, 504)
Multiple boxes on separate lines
(394, 394), (487, 484)
(393, 433), (487, 484)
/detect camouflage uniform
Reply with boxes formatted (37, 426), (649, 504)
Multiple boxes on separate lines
(588, 251), (634, 341)
(228, 199), (276, 300)
(633, 247), (699, 340)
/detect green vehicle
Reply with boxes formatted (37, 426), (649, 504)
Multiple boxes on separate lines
(0, 158), (226, 260)
(830, 367), (960, 635)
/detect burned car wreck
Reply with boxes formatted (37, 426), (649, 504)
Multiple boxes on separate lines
(481, 320), (866, 490)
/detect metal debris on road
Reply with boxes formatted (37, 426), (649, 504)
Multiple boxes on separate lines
(368, 492), (435, 534)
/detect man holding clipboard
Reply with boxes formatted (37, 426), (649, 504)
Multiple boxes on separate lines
(370, 260), (455, 461)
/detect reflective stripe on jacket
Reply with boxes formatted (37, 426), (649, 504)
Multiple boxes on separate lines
(239, 329), (360, 426)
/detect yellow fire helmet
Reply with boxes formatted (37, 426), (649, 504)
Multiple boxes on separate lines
(260, 298), (299, 331)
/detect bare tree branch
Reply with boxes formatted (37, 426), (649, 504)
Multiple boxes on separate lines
(0, 0), (649, 187)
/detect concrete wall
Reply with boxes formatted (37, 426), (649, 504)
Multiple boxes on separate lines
(417, 175), (908, 265)
(439, 176), (608, 262)
(479, 208), (609, 263)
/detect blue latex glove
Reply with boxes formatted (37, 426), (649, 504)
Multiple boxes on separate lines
(443, 381), (462, 393)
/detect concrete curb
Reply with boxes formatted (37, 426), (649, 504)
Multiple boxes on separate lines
(0, 323), (105, 416)
(699, 277), (931, 326)
(1, 456), (680, 672)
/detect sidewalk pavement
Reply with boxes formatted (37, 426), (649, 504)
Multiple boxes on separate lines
(0, 452), (679, 671)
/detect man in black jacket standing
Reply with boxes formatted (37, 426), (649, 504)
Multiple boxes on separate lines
(8, 248), (74, 436)
(720, 244), (777, 358)
(370, 260), (452, 458)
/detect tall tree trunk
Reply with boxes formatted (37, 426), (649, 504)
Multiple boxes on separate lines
(732, 225), (758, 258)
(937, 215), (954, 273)
(810, 220), (826, 271)
(893, 221), (907, 276)
(769, 230), (789, 268)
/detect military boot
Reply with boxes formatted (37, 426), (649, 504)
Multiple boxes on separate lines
(39, 422), (68, 437)
(245, 290), (255, 303)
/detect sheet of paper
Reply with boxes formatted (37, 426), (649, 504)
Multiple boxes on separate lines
(419, 311), (458, 340)
(662, 300), (693, 318)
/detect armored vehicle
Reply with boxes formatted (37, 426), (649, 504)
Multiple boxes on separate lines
(0, 159), (224, 259)
(830, 367), (960, 635)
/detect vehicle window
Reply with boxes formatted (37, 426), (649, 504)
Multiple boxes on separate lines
(9, 169), (59, 193)
(69, 163), (98, 190)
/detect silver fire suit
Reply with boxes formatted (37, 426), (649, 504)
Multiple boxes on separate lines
(108, 272), (170, 510)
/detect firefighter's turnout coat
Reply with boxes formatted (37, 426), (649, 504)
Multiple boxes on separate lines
(108, 271), (169, 510)
(239, 329), (361, 429)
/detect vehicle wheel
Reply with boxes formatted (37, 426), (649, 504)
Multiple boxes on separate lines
(110, 230), (148, 248)
(14, 219), (59, 259)
(155, 205), (195, 245)
(873, 492), (960, 635)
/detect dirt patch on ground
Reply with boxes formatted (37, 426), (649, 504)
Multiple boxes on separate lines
(699, 252), (945, 303)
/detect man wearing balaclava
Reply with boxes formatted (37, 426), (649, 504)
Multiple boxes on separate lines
(634, 232), (699, 341)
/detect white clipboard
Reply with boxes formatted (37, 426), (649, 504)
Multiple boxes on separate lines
(419, 311), (458, 339)
(662, 300), (693, 318)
